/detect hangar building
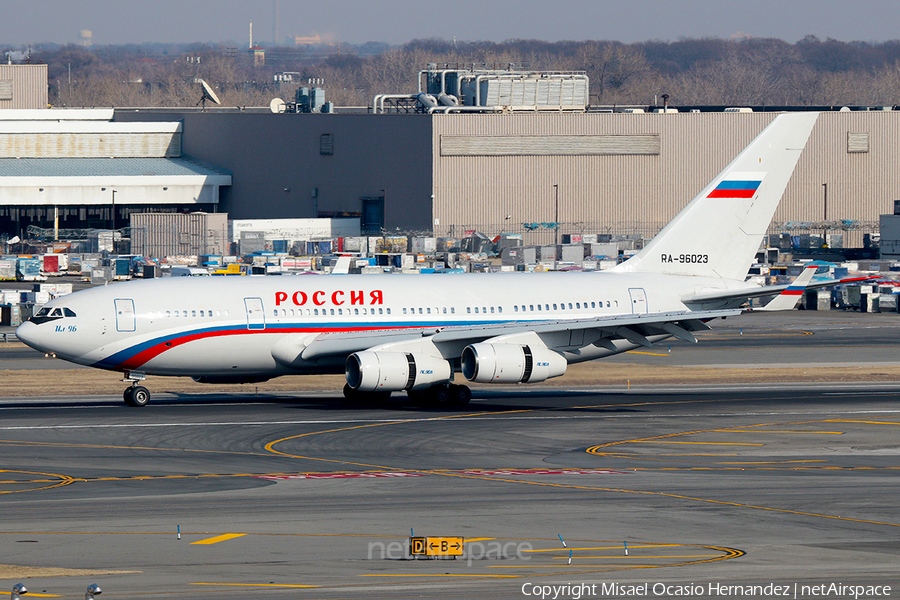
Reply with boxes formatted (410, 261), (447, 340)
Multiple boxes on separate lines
(115, 108), (897, 248)
(0, 109), (231, 236)
(1, 103), (897, 249)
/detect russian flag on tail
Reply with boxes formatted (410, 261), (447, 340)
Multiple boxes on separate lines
(707, 172), (766, 199)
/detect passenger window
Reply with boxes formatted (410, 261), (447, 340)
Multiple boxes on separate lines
(403, 308), (407, 314)
(427, 308), (431, 314)
(330, 309), (335, 315)
(467, 307), (472, 314)
(514, 305), (519, 312)
(490, 306), (494, 313)
(553, 304), (557, 310)
(183, 311), (188, 317)
(386, 308), (390, 315)
(498, 306), (502, 313)
(166, 311), (171, 317)
(591, 302), (595, 308)
(474, 307), (479, 314)
(354, 308), (359, 315)
(314, 309), (319, 315)
(537, 305), (541, 311)
(418, 308), (423, 314)
(568, 303), (573, 309)
(607, 301), (611, 307)
(450, 307), (455, 314)
(216, 310), (221, 317)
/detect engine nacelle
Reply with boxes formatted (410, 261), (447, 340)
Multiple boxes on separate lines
(461, 342), (567, 384)
(346, 351), (452, 392)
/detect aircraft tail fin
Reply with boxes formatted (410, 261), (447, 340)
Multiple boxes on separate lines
(755, 265), (817, 311)
(331, 255), (352, 275)
(612, 112), (819, 281)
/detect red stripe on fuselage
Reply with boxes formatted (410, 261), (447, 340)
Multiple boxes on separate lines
(114, 325), (430, 371)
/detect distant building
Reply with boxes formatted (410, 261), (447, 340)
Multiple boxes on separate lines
(249, 46), (265, 67)
(0, 64), (48, 110)
(294, 35), (324, 46)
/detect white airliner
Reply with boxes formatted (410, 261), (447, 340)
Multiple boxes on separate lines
(16, 112), (861, 407)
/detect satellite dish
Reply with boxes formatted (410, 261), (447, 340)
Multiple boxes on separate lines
(197, 78), (221, 111)
(269, 97), (286, 114)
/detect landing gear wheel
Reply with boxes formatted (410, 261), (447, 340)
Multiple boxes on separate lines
(426, 385), (452, 405)
(125, 386), (150, 407)
(407, 389), (427, 404)
(449, 384), (472, 406)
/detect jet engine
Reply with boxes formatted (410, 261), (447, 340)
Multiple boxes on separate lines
(346, 351), (452, 392)
(461, 342), (567, 384)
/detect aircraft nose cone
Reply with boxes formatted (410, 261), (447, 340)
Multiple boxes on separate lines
(15, 321), (42, 350)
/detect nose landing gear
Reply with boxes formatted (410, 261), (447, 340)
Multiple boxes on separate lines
(122, 372), (150, 407)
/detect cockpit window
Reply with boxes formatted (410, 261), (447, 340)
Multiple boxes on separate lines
(29, 306), (76, 325)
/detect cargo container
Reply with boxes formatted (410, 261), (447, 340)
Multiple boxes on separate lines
(411, 237), (437, 254)
(114, 258), (132, 279)
(42, 254), (59, 274)
(91, 266), (113, 285)
(557, 244), (584, 262)
(0, 259), (15, 280)
(16, 257), (42, 281)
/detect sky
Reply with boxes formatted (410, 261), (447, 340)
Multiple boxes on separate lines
(4, 0), (900, 47)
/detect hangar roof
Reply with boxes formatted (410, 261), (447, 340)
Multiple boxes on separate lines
(0, 157), (228, 178)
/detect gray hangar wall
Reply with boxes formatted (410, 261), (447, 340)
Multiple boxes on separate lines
(114, 111), (434, 231)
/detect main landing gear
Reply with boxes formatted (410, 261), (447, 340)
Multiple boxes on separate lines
(342, 383), (472, 408)
(407, 383), (472, 408)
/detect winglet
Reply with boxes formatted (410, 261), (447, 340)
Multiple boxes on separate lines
(756, 265), (817, 311)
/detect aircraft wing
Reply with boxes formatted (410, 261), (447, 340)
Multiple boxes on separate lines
(682, 275), (876, 308)
(297, 307), (743, 360)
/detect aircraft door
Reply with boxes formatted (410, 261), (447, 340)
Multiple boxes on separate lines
(114, 298), (136, 332)
(244, 297), (266, 330)
(628, 288), (648, 314)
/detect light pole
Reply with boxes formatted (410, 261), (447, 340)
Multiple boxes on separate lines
(553, 184), (559, 245)
(821, 182), (828, 248)
(111, 189), (117, 231)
